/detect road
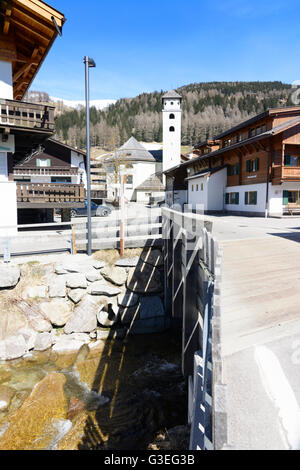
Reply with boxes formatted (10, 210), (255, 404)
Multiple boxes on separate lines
(205, 215), (300, 450)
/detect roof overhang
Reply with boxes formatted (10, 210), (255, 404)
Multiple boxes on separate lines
(0, 0), (65, 100)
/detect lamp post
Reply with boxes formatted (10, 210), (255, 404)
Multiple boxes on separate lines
(83, 56), (96, 256)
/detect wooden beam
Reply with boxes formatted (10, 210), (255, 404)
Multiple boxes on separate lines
(9, 17), (52, 44)
(13, 61), (32, 82)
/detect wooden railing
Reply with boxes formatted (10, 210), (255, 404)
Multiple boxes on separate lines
(14, 167), (79, 176)
(16, 183), (85, 207)
(0, 99), (55, 132)
(273, 166), (300, 182)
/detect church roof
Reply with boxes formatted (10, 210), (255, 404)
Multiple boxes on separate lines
(162, 90), (182, 99)
(105, 137), (158, 163)
(136, 172), (165, 191)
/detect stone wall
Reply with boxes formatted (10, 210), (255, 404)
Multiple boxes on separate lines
(0, 248), (167, 361)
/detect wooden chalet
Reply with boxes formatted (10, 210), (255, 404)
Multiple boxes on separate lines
(165, 106), (300, 216)
(0, 1), (85, 229)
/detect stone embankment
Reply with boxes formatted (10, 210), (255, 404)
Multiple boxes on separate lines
(0, 249), (167, 361)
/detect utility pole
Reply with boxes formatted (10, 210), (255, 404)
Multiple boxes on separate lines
(83, 56), (96, 256)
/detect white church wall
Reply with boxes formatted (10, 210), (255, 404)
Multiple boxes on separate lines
(0, 182), (17, 236)
(162, 97), (182, 175)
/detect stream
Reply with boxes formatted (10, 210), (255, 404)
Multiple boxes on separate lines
(0, 329), (188, 450)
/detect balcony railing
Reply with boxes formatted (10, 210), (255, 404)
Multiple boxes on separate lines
(14, 167), (79, 177)
(16, 182), (85, 208)
(0, 99), (55, 132)
(273, 166), (300, 182)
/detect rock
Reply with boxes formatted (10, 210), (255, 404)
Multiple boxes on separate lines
(100, 266), (127, 286)
(48, 277), (66, 298)
(0, 373), (67, 450)
(65, 333), (91, 343)
(0, 335), (27, 360)
(64, 297), (99, 334)
(18, 327), (38, 351)
(68, 289), (86, 304)
(17, 302), (52, 333)
(0, 306), (27, 341)
(89, 330), (97, 340)
(139, 296), (165, 320)
(115, 257), (139, 267)
(52, 337), (87, 353)
(67, 397), (86, 420)
(75, 343), (90, 364)
(85, 269), (103, 283)
(96, 329), (111, 341)
(87, 281), (121, 297)
(0, 265), (20, 289)
(92, 260), (106, 270)
(40, 299), (72, 327)
(65, 274), (87, 289)
(141, 249), (163, 267)
(97, 307), (118, 328)
(127, 262), (162, 294)
(34, 333), (53, 352)
(118, 291), (139, 308)
(55, 265), (68, 275)
(0, 385), (15, 412)
(120, 305), (140, 325)
(23, 285), (48, 299)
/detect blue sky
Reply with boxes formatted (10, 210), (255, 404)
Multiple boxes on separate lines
(32, 0), (300, 100)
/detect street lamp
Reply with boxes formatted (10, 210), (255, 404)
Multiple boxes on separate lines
(83, 56), (96, 256)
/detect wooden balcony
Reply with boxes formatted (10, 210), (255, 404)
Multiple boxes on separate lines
(16, 183), (85, 209)
(273, 166), (300, 184)
(0, 99), (55, 133)
(14, 167), (79, 177)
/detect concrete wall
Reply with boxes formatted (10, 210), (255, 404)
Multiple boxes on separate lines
(207, 169), (227, 211)
(225, 183), (266, 214)
(0, 182), (17, 236)
(0, 61), (13, 100)
(188, 176), (208, 210)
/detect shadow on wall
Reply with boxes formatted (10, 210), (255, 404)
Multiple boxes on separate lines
(75, 244), (187, 450)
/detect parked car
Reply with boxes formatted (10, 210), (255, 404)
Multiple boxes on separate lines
(57, 201), (112, 218)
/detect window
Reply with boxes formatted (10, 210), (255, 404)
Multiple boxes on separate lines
(36, 158), (50, 167)
(245, 191), (257, 205)
(126, 175), (133, 185)
(284, 155), (300, 167)
(237, 134), (243, 142)
(249, 128), (256, 138)
(225, 192), (239, 205)
(256, 126), (261, 135)
(283, 190), (299, 205)
(196, 184), (199, 191)
(51, 177), (71, 183)
(191, 184), (194, 192)
(201, 183), (204, 191)
(261, 124), (267, 133)
(246, 158), (259, 173)
(169, 126), (175, 132)
(227, 163), (240, 176)
(169, 114), (175, 119)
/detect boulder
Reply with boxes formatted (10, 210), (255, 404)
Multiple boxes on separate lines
(17, 302), (52, 333)
(139, 296), (165, 320)
(68, 289), (86, 304)
(115, 257), (139, 268)
(18, 327), (38, 351)
(0, 306), (27, 341)
(64, 297), (99, 334)
(140, 249), (163, 267)
(92, 260), (106, 270)
(40, 299), (72, 327)
(0, 385), (15, 412)
(118, 291), (139, 308)
(48, 277), (66, 298)
(52, 337), (88, 353)
(85, 269), (102, 283)
(87, 281), (121, 297)
(100, 266), (127, 286)
(65, 274), (87, 289)
(127, 262), (162, 294)
(23, 285), (48, 299)
(0, 335), (27, 360)
(34, 333), (53, 352)
(0, 265), (20, 289)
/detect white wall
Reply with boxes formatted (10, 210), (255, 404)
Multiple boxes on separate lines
(0, 61), (13, 100)
(207, 168), (227, 211)
(0, 182), (17, 236)
(0, 152), (8, 182)
(225, 183), (266, 214)
(71, 151), (87, 188)
(188, 176), (208, 210)
(163, 98), (182, 174)
(269, 182), (300, 215)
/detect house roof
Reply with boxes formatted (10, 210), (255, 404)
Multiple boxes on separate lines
(0, 0), (65, 100)
(136, 172), (165, 191)
(105, 137), (158, 163)
(185, 166), (226, 181)
(162, 90), (182, 100)
(48, 138), (86, 157)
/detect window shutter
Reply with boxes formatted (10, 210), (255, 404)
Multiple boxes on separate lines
(236, 163), (240, 175)
(283, 190), (289, 205)
(253, 192), (257, 205)
(245, 192), (248, 205)
(246, 160), (251, 173)
(235, 193), (239, 205)
(255, 158), (259, 171)
(227, 166), (231, 177)
(225, 193), (229, 204)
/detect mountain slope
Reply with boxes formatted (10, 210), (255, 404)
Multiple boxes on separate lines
(53, 81), (293, 150)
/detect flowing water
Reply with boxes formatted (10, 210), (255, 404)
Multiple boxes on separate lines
(0, 329), (187, 450)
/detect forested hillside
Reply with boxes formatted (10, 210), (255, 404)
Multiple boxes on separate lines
(53, 81), (293, 151)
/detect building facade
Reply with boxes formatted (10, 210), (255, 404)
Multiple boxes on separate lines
(165, 106), (300, 217)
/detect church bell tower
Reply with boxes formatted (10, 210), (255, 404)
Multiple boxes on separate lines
(162, 90), (182, 175)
